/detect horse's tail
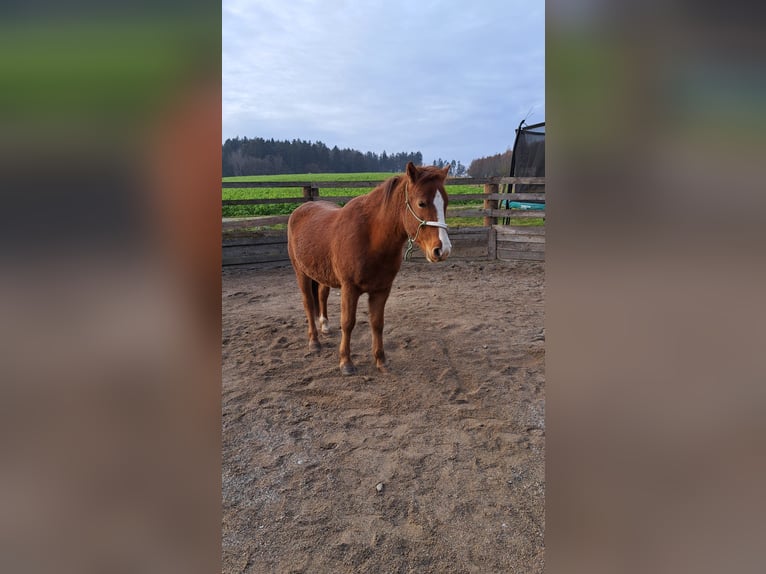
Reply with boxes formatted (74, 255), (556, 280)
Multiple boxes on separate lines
(310, 280), (320, 319)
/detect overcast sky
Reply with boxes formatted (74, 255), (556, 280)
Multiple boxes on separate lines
(223, 0), (544, 167)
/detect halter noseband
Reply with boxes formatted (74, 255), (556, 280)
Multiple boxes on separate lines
(403, 183), (449, 261)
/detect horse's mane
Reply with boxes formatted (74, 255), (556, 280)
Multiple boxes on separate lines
(380, 175), (402, 205)
(378, 166), (447, 207)
(414, 165), (450, 185)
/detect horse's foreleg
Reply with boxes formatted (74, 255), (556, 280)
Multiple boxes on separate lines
(318, 284), (331, 334)
(296, 273), (321, 353)
(368, 288), (391, 373)
(338, 285), (360, 375)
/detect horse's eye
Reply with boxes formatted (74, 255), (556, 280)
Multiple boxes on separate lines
(417, 201), (427, 208)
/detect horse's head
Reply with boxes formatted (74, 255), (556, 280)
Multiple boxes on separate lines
(403, 162), (452, 262)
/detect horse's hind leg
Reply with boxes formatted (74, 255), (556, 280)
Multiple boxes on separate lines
(318, 284), (331, 334)
(368, 287), (392, 373)
(295, 272), (321, 353)
(338, 284), (360, 375)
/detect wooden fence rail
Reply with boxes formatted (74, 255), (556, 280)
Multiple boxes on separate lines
(222, 191), (544, 206)
(222, 176), (545, 266)
(221, 176), (545, 189)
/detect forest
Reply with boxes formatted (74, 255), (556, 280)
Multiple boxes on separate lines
(222, 137), (424, 176)
(466, 148), (514, 178)
(222, 136), (511, 178)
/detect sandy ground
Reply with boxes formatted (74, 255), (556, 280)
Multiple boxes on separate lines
(222, 259), (545, 573)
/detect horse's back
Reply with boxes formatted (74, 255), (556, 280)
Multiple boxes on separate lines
(288, 201), (341, 247)
(289, 200), (340, 225)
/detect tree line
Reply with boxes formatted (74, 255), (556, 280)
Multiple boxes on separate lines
(466, 148), (513, 178)
(223, 136), (424, 176)
(431, 158), (466, 176)
(222, 136), (514, 178)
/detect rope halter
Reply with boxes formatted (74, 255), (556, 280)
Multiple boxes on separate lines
(403, 183), (449, 261)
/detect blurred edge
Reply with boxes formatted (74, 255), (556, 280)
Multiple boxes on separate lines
(0, 4), (221, 574)
(547, 2), (766, 574)
(5, 1), (766, 573)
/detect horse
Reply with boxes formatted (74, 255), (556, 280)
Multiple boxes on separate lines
(287, 162), (452, 375)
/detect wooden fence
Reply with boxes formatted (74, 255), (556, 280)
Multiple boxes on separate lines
(222, 176), (544, 267)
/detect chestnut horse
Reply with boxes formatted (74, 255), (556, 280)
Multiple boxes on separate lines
(287, 162), (452, 375)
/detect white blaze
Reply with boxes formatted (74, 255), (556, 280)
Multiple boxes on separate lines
(434, 190), (451, 256)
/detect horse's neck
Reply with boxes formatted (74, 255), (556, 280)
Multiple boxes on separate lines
(365, 181), (407, 254)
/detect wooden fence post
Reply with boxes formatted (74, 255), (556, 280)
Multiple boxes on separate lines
(488, 225), (497, 260)
(302, 185), (314, 201)
(483, 183), (498, 227)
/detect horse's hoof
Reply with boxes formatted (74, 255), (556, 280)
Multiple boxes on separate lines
(340, 363), (357, 376)
(376, 362), (389, 374)
(309, 340), (321, 353)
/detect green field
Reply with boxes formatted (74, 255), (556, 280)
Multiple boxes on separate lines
(222, 172), (542, 228)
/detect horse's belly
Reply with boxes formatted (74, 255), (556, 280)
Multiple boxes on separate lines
(306, 260), (341, 289)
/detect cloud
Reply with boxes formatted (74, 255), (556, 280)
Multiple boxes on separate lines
(223, 0), (544, 164)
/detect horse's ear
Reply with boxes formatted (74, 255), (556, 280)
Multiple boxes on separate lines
(406, 161), (419, 182)
(442, 164), (451, 176)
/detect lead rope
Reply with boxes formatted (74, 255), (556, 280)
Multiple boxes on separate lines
(404, 220), (426, 261)
(403, 183), (448, 261)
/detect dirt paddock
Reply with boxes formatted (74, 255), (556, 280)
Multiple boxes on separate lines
(222, 258), (545, 573)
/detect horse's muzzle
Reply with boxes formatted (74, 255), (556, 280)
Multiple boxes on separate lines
(428, 245), (450, 262)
